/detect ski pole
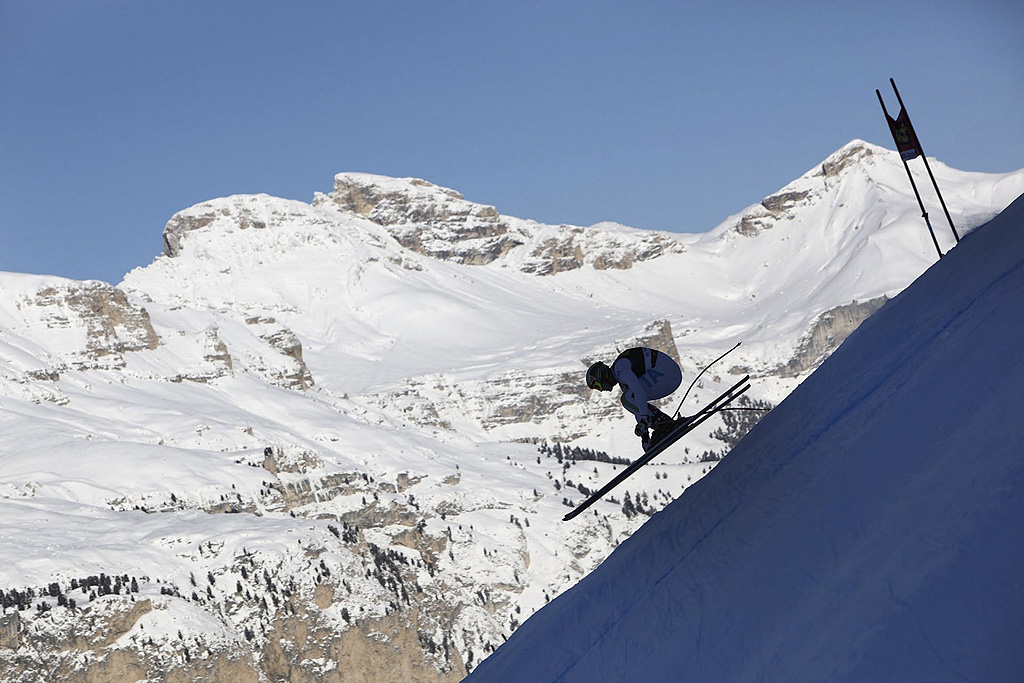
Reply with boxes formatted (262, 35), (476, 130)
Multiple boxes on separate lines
(672, 341), (742, 419)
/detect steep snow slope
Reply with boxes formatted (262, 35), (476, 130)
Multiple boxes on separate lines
(467, 196), (1024, 681)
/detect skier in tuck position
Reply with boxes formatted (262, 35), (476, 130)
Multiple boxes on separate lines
(585, 347), (683, 451)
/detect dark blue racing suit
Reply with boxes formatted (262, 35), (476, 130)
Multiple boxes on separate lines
(611, 347), (683, 427)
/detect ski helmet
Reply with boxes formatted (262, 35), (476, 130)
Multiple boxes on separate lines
(586, 361), (614, 391)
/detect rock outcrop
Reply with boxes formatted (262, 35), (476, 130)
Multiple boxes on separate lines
(313, 173), (683, 274)
(245, 317), (314, 390)
(21, 281), (159, 370)
(775, 297), (889, 377)
(314, 174), (522, 266)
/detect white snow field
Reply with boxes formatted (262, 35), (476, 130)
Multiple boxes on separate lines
(467, 194), (1024, 681)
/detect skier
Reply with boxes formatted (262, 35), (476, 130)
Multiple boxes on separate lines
(586, 347), (683, 451)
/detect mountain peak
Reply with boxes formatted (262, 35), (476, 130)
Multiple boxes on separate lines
(712, 140), (895, 239)
(314, 172), (492, 225)
(161, 194), (316, 258)
(312, 172), (518, 265)
(818, 138), (884, 178)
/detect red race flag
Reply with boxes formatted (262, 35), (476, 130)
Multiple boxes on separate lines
(886, 106), (923, 161)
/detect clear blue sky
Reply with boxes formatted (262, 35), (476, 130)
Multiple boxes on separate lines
(2, 0), (1021, 283)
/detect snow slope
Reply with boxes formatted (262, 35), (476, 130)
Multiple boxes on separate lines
(466, 196), (1024, 681)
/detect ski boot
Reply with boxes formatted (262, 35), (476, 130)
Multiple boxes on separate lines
(634, 422), (652, 451)
(649, 420), (676, 448)
(646, 405), (677, 449)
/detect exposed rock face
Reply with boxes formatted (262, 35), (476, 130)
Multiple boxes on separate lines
(820, 141), (876, 178)
(727, 298), (888, 379)
(315, 174), (522, 266)
(589, 237), (669, 270)
(324, 609), (465, 683)
(0, 614), (18, 650)
(24, 282), (159, 370)
(323, 175), (472, 221)
(632, 319), (680, 362)
(203, 327), (234, 375)
(521, 227), (677, 275)
(775, 297), (889, 377)
(0, 506), (470, 683)
(736, 189), (814, 236)
(520, 230), (586, 275)
(163, 198), (272, 258)
(164, 210), (212, 258)
(245, 317), (314, 390)
(0, 597), (261, 683)
(313, 173), (683, 274)
(161, 194), (337, 260)
(171, 326), (234, 384)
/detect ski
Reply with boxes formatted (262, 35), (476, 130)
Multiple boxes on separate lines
(562, 375), (750, 521)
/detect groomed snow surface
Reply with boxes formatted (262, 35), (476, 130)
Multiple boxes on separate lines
(468, 195), (1024, 681)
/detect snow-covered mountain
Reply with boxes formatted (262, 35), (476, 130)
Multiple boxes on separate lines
(466, 191), (1024, 683)
(0, 141), (1021, 681)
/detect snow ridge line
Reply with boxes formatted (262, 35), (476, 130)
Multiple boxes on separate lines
(551, 237), (1024, 682)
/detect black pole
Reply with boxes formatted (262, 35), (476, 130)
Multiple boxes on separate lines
(889, 79), (960, 243)
(672, 341), (741, 419)
(877, 88), (943, 260)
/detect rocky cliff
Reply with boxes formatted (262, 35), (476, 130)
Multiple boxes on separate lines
(312, 173), (684, 274)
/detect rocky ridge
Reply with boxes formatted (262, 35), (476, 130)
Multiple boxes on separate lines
(311, 172), (684, 273)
